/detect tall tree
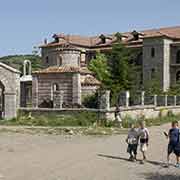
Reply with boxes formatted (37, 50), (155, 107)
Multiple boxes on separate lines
(88, 52), (111, 89)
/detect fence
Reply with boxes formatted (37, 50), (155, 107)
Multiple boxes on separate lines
(118, 91), (180, 107)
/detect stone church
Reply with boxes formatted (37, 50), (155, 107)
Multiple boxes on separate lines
(1, 25), (180, 118)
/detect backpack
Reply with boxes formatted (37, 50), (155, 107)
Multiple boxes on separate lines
(169, 128), (179, 145)
(174, 129), (180, 153)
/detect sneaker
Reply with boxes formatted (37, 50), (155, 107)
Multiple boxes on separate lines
(175, 163), (180, 168)
(140, 160), (145, 164)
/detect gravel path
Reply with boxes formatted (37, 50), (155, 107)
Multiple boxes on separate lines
(0, 123), (179, 180)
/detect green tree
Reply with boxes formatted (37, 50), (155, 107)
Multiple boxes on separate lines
(88, 52), (111, 89)
(108, 43), (139, 104)
(143, 71), (163, 95)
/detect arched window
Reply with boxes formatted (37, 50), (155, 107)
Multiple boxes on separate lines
(57, 56), (62, 66)
(176, 50), (180, 63)
(52, 83), (59, 92)
(151, 47), (155, 58)
(176, 71), (180, 83)
(46, 56), (49, 64)
(78, 56), (80, 66)
(23, 60), (31, 76)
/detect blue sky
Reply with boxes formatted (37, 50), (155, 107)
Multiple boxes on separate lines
(0, 0), (180, 56)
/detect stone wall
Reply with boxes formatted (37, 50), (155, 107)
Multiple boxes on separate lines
(81, 85), (98, 97)
(0, 63), (20, 119)
(106, 106), (180, 120)
(32, 73), (74, 106)
(143, 37), (164, 89)
(41, 47), (81, 68)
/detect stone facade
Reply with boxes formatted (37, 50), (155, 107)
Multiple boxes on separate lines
(0, 63), (20, 119)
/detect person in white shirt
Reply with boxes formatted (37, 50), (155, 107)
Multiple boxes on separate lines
(138, 121), (149, 164)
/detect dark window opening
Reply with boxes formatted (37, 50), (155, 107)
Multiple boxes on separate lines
(57, 56), (62, 66)
(99, 34), (106, 44)
(78, 56), (80, 66)
(132, 30), (139, 41)
(151, 48), (155, 58)
(53, 83), (59, 92)
(176, 50), (180, 64)
(46, 56), (49, 64)
(151, 68), (156, 79)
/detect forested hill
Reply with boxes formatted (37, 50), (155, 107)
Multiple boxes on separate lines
(0, 55), (43, 73)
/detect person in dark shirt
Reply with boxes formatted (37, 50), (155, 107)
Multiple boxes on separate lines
(165, 121), (180, 168)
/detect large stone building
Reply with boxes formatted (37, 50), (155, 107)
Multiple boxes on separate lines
(2, 25), (180, 118)
(37, 26), (180, 95)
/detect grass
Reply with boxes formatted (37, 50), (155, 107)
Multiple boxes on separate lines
(0, 110), (179, 136)
(0, 111), (99, 127)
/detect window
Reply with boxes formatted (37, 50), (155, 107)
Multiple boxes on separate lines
(52, 83), (59, 92)
(176, 71), (180, 83)
(176, 50), (180, 64)
(99, 34), (106, 44)
(57, 56), (62, 66)
(151, 48), (155, 58)
(46, 56), (49, 64)
(78, 56), (80, 66)
(151, 68), (156, 79)
(132, 30), (139, 41)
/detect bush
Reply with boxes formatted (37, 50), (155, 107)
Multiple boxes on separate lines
(82, 93), (99, 108)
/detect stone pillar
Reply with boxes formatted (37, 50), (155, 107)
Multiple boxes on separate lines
(174, 96), (177, 106)
(125, 91), (130, 108)
(60, 90), (64, 109)
(4, 92), (17, 119)
(32, 76), (38, 108)
(72, 73), (81, 105)
(154, 95), (157, 107)
(80, 50), (86, 66)
(141, 91), (145, 106)
(99, 90), (110, 110)
(165, 95), (168, 106)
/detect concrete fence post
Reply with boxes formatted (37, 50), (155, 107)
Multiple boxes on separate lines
(99, 90), (110, 111)
(174, 96), (177, 106)
(141, 91), (145, 106)
(165, 95), (168, 106)
(154, 95), (157, 107)
(59, 90), (64, 109)
(126, 91), (130, 108)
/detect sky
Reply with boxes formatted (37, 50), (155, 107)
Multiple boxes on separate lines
(0, 0), (180, 57)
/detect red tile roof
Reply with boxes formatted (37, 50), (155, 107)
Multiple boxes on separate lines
(33, 66), (93, 75)
(40, 26), (180, 49)
(81, 75), (101, 86)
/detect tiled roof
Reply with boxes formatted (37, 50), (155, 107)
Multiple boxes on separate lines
(33, 66), (93, 74)
(81, 75), (101, 86)
(40, 26), (180, 49)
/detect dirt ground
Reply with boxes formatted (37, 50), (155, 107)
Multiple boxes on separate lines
(0, 123), (179, 180)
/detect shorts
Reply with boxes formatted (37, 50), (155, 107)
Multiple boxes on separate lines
(140, 143), (148, 152)
(168, 143), (180, 156)
(127, 144), (138, 155)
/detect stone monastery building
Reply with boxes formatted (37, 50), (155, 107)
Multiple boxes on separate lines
(1, 25), (180, 119)
(34, 26), (180, 105)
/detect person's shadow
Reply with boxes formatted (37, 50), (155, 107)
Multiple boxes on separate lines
(97, 154), (167, 167)
(142, 173), (180, 180)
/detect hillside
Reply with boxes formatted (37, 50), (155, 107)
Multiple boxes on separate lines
(0, 55), (43, 74)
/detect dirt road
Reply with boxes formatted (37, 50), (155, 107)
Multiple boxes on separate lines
(0, 123), (179, 180)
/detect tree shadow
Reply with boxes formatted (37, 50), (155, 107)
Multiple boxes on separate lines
(143, 172), (180, 180)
